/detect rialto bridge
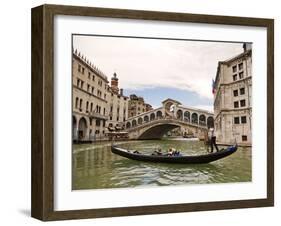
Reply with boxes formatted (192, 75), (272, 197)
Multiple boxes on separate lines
(124, 99), (214, 140)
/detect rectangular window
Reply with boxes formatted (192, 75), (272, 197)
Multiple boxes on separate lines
(232, 65), (237, 73)
(92, 75), (95, 81)
(76, 79), (80, 87)
(78, 64), (81, 72)
(242, 135), (247, 141)
(80, 81), (84, 89)
(82, 67), (85, 74)
(233, 74), (237, 81)
(240, 87), (245, 95)
(91, 87), (94, 94)
(96, 119), (100, 126)
(79, 99), (83, 110)
(241, 116), (247, 123)
(234, 117), (240, 124)
(239, 72), (244, 79)
(87, 84), (90, 92)
(88, 72), (91, 79)
(240, 99), (246, 107)
(238, 62), (243, 70)
(234, 101), (239, 108)
(75, 98), (79, 109)
(233, 90), (238, 97)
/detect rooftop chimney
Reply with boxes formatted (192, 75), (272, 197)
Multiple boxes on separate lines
(243, 43), (252, 52)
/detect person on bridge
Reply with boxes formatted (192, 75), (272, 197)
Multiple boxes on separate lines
(208, 128), (219, 153)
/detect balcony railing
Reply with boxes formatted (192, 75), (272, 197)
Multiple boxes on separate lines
(89, 111), (108, 120)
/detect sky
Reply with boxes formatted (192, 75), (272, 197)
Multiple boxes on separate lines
(73, 35), (244, 111)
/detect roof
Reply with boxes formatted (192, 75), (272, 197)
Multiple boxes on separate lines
(162, 98), (182, 106)
(73, 50), (109, 82)
(214, 49), (252, 88)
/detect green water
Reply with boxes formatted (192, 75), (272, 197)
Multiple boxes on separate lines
(72, 139), (251, 190)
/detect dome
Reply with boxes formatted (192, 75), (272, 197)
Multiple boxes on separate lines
(111, 72), (118, 81)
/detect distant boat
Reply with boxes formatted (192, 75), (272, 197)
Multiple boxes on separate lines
(111, 145), (238, 164)
(183, 134), (195, 138)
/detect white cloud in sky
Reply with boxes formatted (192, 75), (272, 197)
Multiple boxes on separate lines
(190, 105), (214, 112)
(73, 36), (243, 100)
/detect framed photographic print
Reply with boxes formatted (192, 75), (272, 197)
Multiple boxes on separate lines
(31, 4), (274, 221)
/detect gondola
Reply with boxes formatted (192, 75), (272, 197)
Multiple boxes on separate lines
(111, 145), (238, 164)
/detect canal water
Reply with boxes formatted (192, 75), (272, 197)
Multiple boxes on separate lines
(73, 139), (251, 190)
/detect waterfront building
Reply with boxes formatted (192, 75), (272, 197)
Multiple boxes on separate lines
(106, 73), (129, 131)
(128, 94), (153, 117)
(72, 50), (128, 142)
(213, 44), (252, 146)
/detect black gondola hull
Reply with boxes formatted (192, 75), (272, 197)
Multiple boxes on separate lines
(111, 145), (238, 164)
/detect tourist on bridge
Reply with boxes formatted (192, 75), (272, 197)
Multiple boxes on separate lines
(208, 128), (219, 153)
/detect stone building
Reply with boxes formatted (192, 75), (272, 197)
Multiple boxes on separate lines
(107, 73), (129, 131)
(128, 94), (153, 118)
(214, 44), (252, 146)
(72, 50), (128, 142)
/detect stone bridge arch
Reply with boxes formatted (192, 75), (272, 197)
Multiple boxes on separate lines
(127, 119), (207, 140)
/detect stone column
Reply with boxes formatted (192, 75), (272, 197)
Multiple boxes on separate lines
(73, 121), (78, 141)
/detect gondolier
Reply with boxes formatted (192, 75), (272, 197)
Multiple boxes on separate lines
(208, 128), (219, 153)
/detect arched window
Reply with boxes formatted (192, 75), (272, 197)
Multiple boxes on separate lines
(144, 115), (149, 123)
(177, 109), (183, 120)
(132, 120), (137, 127)
(78, 117), (87, 140)
(191, 113), (198, 124)
(156, 111), (162, 119)
(126, 122), (131, 129)
(79, 99), (83, 110)
(184, 111), (190, 122)
(138, 117), (143, 125)
(150, 113), (155, 121)
(199, 114), (206, 126)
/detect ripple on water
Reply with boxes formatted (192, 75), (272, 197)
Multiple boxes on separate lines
(73, 140), (252, 189)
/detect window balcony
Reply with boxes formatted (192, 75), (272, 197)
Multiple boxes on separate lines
(89, 111), (108, 120)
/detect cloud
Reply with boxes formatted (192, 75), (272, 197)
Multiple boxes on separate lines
(73, 36), (244, 100)
(191, 105), (214, 112)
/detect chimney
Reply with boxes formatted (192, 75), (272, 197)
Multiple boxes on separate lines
(120, 88), (123, 96)
(243, 43), (252, 52)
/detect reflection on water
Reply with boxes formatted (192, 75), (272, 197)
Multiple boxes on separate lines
(73, 139), (251, 190)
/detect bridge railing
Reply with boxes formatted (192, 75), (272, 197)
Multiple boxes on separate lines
(125, 117), (208, 131)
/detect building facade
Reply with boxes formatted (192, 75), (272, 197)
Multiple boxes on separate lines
(214, 44), (252, 146)
(106, 73), (129, 131)
(128, 94), (153, 118)
(72, 50), (128, 142)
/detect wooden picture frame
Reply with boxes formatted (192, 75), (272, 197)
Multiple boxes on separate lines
(31, 4), (274, 221)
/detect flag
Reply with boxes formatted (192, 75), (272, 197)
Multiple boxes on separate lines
(212, 79), (216, 94)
